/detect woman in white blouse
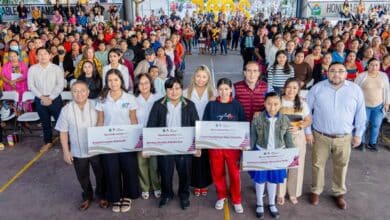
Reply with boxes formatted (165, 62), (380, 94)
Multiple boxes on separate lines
(183, 65), (216, 197)
(102, 48), (130, 90)
(96, 69), (140, 213)
(134, 73), (162, 200)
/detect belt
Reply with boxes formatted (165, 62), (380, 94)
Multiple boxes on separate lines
(314, 130), (349, 139)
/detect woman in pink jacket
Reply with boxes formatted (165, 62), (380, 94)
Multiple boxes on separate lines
(1, 50), (29, 108)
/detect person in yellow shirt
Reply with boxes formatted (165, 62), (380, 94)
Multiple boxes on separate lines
(32, 7), (41, 23)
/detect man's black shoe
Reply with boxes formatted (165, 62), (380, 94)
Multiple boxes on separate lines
(367, 144), (379, 152)
(159, 198), (170, 208)
(180, 199), (190, 210)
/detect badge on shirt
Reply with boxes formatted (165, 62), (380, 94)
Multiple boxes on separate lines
(122, 102), (129, 108)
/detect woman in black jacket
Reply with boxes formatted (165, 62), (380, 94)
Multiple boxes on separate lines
(77, 60), (102, 99)
(52, 45), (75, 86)
(147, 77), (199, 210)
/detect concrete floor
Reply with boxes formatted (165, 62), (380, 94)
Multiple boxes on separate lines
(1, 50), (390, 220)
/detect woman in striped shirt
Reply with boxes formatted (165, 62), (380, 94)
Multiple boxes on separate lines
(267, 50), (295, 94)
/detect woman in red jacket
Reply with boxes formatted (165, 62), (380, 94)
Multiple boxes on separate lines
(345, 51), (364, 81)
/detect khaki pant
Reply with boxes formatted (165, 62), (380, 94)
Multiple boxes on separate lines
(311, 131), (352, 196)
(137, 152), (160, 192)
(278, 130), (307, 198)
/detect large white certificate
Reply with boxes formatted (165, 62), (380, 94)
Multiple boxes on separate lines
(88, 125), (143, 154)
(195, 121), (250, 149)
(142, 127), (196, 156)
(242, 148), (299, 171)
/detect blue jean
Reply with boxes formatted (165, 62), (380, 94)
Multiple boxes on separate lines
(362, 104), (384, 145)
(35, 96), (63, 144)
(211, 40), (218, 54)
(220, 39), (227, 54)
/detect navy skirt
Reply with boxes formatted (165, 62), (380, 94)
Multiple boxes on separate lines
(249, 169), (287, 184)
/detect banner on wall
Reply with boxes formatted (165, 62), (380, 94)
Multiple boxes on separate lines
(0, 1), (122, 21)
(307, 0), (390, 18)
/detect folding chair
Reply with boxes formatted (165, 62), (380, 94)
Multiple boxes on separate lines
(17, 91), (40, 136)
(0, 91), (19, 133)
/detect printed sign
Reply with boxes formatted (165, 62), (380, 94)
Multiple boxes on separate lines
(242, 148), (299, 171)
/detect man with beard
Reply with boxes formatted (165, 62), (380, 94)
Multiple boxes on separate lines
(306, 62), (366, 210)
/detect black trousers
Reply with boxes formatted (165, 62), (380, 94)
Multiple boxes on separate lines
(73, 155), (106, 201)
(34, 96), (62, 144)
(158, 155), (192, 200)
(102, 152), (140, 203)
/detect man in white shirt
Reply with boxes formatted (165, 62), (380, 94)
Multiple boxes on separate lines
(28, 47), (64, 152)
(55, 81), (108, 211)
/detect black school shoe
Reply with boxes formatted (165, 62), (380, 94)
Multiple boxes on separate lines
(255, 205), (264, 219)
(180, 199), (190, 210)
(268, 205), (280, 219)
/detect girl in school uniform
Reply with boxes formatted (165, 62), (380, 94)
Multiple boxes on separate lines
(249, 92), (296, 219)
(183, 65), (216, 197)
(96, 69), (140, 213)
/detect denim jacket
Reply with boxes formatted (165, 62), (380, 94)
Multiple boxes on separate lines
(250, 111), (295, 150)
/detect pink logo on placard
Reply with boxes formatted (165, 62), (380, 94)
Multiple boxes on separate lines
(239, 133), (250, 148)
(135, 135), (143, 149)
(187, 137), (196, 151)
(288, 156), (299, 167)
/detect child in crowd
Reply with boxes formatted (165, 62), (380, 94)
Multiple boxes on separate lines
(249, 92), (296, 219)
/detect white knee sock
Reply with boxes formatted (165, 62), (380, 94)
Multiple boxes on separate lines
(255, 183), (265, 213)
(267, 182), (278, 212)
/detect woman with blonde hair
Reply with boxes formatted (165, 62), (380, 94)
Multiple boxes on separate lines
(184, 65), (215, 197)
(74, 46), (103, 78)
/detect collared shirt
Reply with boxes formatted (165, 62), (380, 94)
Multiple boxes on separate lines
(55, 101), (97, 158)
(167, 101), (182, 127)
(27, 62), (64, 100)
(267, 117), (277, 150)
(95, 92), (138, 126)
(135, 93), (162, 127)
(307, 80), (366, 137)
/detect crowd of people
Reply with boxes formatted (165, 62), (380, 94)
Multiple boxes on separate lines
(0, 1), (389, 219)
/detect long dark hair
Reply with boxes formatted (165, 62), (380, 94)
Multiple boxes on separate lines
(99, 68), (127, 101)
(133, 73), (156, 96)
(107, 48), (123, 64)
(272, 50), (292, 75)
(283, 78), (302, 112)
(79, 60), (102, 86)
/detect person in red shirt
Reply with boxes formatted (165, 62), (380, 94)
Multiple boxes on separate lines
(104, 27), (115, 44)
(234, 61), (267, 122)
(63, 34), (76, 53)
(171, 33), (185, 70)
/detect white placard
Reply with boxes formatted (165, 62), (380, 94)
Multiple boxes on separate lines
(195, 121), (250, 149)
(142, 127), (196, 156)
(88, 125), (143, 154)
(242, 148), (299, 171)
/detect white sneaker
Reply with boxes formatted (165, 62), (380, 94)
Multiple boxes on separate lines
(234, 204), (244, 213)
(141, 191), (150, 200)
(215, 198), (226, 210)
(154, 190), (161, 199)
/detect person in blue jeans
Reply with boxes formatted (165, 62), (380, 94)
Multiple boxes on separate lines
(355, 58), (390, 151)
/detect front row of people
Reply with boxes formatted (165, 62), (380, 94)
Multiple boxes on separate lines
(56, 62), (366, 218)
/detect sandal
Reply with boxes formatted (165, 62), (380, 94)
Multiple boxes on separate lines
(277, 197), (285, 205)
(79, 200), (91, 211)
(120, 198), (132, 212)
(193, 188), (201, 197)
(99, 199), (109, 209)
(200, 188), (208, 196)
(112, 202), (121, 213)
